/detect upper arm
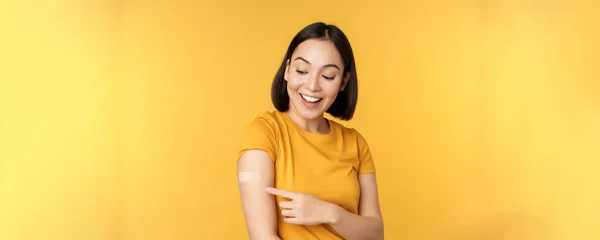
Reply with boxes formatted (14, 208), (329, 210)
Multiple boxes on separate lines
(238, 150), (279, 239)
(355, 130), (382, 220)
(236, 114), (280, 239)
(358, 173), (383, 222)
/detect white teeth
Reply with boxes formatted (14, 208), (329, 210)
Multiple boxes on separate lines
(301, 94), (321, 103)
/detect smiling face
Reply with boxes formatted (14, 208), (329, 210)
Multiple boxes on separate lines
(283, 38), (349, 121)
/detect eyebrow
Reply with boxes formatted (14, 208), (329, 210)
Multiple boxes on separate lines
(294, 57), (340, 70)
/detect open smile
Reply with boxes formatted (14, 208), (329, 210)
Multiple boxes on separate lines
(300, 94), (322, 103)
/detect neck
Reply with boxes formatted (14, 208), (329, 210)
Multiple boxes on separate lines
(285, 110), (330, 134)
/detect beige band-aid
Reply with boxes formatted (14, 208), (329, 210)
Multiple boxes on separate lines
(238, 171), (260, 183)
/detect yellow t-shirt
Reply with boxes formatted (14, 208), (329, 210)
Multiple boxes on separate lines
(238, 110), (376, 240)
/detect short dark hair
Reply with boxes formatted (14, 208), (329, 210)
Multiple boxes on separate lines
(271, 22), (358, 121)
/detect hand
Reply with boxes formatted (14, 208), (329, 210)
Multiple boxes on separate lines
(266, 187), (339, 226)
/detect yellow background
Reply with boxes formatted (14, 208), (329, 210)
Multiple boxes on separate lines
(1, 1), (599, 239)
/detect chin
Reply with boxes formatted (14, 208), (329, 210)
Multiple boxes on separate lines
(299, 111), (323, 120)
(290, 102), (325, 120)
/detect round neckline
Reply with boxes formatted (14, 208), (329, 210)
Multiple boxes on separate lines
(278, 111), (336, 142)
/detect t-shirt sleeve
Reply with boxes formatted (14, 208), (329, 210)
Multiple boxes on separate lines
(237, 115), (278, 162)
(357, 131), (376, 174)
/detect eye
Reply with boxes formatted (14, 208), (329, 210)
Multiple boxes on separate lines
(322, 75), (335, 80)
(296, 70), (307, 75)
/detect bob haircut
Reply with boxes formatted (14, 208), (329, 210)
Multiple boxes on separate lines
(271, 22), (358, 121)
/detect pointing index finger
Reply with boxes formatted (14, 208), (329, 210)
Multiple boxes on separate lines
(266, 187), (297, 199)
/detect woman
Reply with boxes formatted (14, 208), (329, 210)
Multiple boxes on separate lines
(237, 22), (384, 240)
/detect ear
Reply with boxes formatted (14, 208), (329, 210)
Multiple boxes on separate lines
(283, 59), (290, 81)
(339, 72), (350, 91)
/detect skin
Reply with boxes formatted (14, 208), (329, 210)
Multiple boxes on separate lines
(238, 38), (384, 240)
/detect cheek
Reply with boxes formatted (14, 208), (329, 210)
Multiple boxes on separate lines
(286, 74), (306, 89)
(286, 78), (300, 90)
(323, 83), (342, 100)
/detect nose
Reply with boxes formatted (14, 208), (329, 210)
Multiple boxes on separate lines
(307, 74), (322, 92)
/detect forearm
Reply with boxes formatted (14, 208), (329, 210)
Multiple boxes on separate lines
(328, 204), (384, 240)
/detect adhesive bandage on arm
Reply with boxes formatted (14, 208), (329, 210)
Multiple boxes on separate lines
(238, 171), (261, 183)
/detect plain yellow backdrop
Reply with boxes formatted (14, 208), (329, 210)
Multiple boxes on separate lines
(1, 1), (599, 239)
